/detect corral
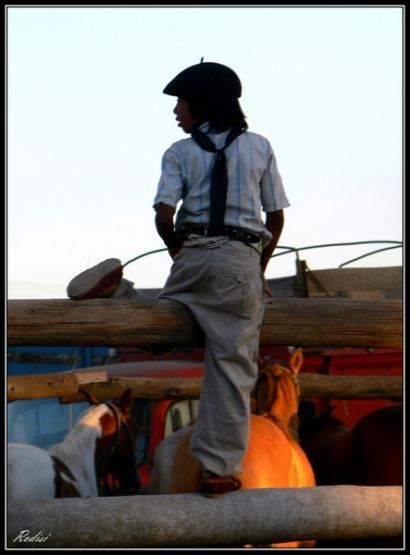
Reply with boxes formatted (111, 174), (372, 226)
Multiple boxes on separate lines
(7, 287), (403, 548)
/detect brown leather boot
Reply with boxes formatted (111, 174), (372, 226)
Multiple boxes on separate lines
(199, 474), (242, 497)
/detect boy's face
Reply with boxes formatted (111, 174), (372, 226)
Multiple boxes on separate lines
(174, 98), (204, 133)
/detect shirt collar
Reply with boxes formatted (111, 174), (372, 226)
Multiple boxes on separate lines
(198, 121), (233, 138)
(199, 121), (212, 133)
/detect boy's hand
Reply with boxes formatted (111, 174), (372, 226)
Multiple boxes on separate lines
(168, 247), (181, 259)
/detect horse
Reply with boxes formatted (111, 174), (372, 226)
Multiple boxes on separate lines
(8, 389), (140, 500)
(150, 349), (316, 548)
(298, 402), (403, 547)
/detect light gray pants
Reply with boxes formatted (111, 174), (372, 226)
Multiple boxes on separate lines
(158, 239), (265, 475)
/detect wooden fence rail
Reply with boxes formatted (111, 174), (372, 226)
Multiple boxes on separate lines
(7, 370), (403, 402)
(7, 298), (403, 349)
(7, 486), (402, 548)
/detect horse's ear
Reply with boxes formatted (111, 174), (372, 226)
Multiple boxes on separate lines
(80, 388), (100, 405)
(120, 388), (133, 414)
(289, 348), (303, 375)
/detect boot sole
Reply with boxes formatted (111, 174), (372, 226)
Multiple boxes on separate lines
(67, 258), (123, 299)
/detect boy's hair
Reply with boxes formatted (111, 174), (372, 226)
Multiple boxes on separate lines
(187, 98), (248, 133)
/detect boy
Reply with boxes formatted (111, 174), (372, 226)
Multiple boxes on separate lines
(153, 61), (289, 495)
(66, 61), (289, 496)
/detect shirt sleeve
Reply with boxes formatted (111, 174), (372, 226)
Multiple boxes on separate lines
(260, 141), (290, 212)
(153, 145), (184, 208)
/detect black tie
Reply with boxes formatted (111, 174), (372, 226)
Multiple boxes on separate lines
(191, 126), (245, 235)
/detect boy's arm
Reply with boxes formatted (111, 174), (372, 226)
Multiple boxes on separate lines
(261, 209), (285, 296)
(154, 202), (182, 258)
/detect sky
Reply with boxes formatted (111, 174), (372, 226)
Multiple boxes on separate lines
(6, 5), (403, 298)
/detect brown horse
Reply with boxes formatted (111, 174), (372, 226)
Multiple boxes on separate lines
(298, 402), (403, 547)
(150, 350), (316, 548)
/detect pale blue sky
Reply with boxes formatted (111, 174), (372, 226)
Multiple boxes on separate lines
(7, 5), (403, 298)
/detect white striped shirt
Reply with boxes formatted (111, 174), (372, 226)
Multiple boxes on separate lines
(153, 123), (290, 245)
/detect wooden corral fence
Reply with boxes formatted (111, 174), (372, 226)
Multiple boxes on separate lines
(7, 297), (403, 548)
(7, 296), (403, 403)
(7, 368), (403, 403)
(7, 297), (402, 348)
(7, 486), (402, 548)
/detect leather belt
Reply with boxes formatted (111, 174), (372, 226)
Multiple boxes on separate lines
(179, 225), (261, 244)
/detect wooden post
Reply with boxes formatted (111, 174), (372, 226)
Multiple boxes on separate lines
(7, 486), (402, 548)
(7, 371), (403, 403)
(7, 298), (403, 348)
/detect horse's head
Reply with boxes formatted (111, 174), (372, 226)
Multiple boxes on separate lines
(253, 349), (303, 439)
(82, 388), (141, 496)
(298, 402), (348, 451)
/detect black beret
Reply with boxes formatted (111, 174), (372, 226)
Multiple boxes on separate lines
(163, 62), (242, 100)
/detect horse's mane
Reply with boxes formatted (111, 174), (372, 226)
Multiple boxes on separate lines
(254, 362), (300, 442)
(48, 404), (108, 496)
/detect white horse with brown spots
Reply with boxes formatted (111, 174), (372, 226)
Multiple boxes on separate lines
(8, 389), (140, 499)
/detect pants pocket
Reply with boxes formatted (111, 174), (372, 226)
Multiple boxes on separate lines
(216, 272), (262, 313)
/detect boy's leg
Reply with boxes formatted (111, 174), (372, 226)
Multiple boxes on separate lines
(159, 241), (264, 481)
(189, 285), (263, 478)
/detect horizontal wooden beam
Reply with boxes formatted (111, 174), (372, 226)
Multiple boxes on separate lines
(298, 373), (402, 402)
(7, 298), (403, 349)
(7, 486), (402, 548)
(7, 370), (403, 403)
